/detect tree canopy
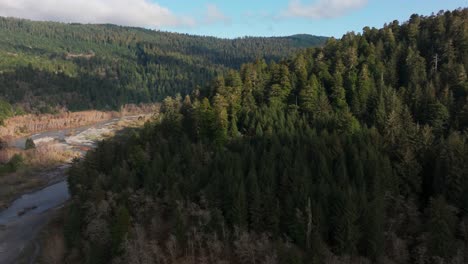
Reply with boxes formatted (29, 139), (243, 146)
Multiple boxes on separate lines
(65, 8), (468, 264)
(0, 17), (326, 113)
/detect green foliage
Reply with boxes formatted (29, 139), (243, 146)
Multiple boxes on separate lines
(63, 203), (82, 249)
(111, 206), (131, 255)
(64, 9), (468, 264)
(0, 154), (24, 174)
(0, 99), (13, 125)
(24, 138), (35, 150)
(9, 154), (24, 171)
(0, 17), (326, 112)
(427, 196), (457, 259)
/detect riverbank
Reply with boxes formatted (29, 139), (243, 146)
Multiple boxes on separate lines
(0, 114), (154, 210)
(0, 113), (155, 210)
(15, 203), (68, 264)
(0, 103), (159, 140)
(0, 178), (69, 264)
(0, 114), (153, 263)
(0, 164), (70, 210)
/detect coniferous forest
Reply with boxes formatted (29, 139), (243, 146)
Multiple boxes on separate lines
(0, 16), (326, 118)
(63, 9), (468, 264)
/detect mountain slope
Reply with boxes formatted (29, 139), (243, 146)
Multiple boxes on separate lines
(64, 8), (468, 264)
(0, 17), (327, 114)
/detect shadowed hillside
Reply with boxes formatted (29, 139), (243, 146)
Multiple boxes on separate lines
(0, 17), (327, 115)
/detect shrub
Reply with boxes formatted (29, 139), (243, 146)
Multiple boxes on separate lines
(25, 138), (36, 150)
(7, 153), (24, 172)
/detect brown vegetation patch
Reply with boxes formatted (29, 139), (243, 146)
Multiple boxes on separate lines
(0, 103), (160, 139)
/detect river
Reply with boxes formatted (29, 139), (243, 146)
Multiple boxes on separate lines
(0, 116), (143, 263)
(10, 117), (122, 149)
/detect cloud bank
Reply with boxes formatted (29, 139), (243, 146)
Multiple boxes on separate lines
(284, 0), (368, 19)
(0, 0), (195, 28)
(204, 4), (231, 25)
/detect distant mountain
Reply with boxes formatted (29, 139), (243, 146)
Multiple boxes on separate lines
(283, 34), (329, 48)
(0, 17), (327, 113)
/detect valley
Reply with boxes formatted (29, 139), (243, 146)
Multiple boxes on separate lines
(0, 107), (155, 209)
(0, 3), (466, 264)
(0, 114), (152, 263)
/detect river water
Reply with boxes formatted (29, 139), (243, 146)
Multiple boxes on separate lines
(0, 116), (140, 263)
(10, 117), (121, 149)
(0, 181), (70, 226)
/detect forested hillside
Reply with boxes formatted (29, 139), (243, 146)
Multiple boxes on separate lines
(0, 17), (326, 117)
(65, 9), (468, 264)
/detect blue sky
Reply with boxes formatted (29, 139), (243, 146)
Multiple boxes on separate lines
(0, 0), (466, 38)
(158, 0), (466, 38)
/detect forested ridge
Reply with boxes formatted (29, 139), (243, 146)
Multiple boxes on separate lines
(65, 9), (468, 264)
(0, 16), (326, 120)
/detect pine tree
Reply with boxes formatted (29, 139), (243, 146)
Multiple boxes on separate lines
(331, 72), (348, 111)
(111, 206), (131, 255)
(213, 94), (229, 140)
(246, 166), (263, 231)
(330, 188), (360, 255)
(232, 179), (248, 229)
(299, 74), (320, 115)
(356, 64), (373, 117)
(427, 196), (457, 259)
(294, 54), (308, 91)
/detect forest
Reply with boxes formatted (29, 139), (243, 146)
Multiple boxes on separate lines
(63, 8), (468, 264)
(0, 16), (326, 119)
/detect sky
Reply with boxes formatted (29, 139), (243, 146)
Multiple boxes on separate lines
(0, 0), (466, 38)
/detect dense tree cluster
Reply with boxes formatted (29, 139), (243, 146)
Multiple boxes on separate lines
(0, 98), (17, 124)
(0, 17), (326, 113)
(66, 9), (468, 264)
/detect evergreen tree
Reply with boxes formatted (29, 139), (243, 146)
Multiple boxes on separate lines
(427, 196), (457, 259)
(111, 206), (131, 256)
(25, 138), (36, 150)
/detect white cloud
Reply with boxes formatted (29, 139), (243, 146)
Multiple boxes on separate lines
(204, 4), (231, 25)
(283, 0), (368, 19)
(0, 0), (195, 28)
